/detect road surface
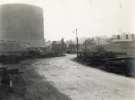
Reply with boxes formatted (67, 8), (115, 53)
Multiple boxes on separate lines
(31, 54), (135, 100)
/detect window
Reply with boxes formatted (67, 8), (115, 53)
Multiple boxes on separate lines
(132, 34), (134, 40)
(126, 34), (128, 39)
(117, 35), (120, 39)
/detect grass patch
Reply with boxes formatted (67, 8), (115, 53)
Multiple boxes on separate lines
(0, 61), (71, 100)
(76, 49), (135, 77)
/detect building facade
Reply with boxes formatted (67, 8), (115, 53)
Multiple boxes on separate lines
(112, 33), (135, 42)
(105, 33), (135, 57)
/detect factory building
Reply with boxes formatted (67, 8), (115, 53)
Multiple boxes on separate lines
(112, 33), (135, 42)
(105, 33), (135, 57)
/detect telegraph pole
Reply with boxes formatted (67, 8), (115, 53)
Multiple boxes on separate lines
(73, 28), (79, 57)
(75, 28), (79, 57)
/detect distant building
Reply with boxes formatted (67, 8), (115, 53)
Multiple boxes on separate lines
(105, 33), (135, 57)
(112, 33), (135, 42)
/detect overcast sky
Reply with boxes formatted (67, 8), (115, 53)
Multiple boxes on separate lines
(0, 0), (134, 41)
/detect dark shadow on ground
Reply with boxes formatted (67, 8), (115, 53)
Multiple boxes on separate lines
(0, 60), (71, 100)
(0, 73), (26, 100)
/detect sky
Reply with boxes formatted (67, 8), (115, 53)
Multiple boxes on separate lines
(0, 0), (134, 41)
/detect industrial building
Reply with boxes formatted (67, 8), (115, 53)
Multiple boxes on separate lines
(105, 33), (135, 57)
(0, 4), (45, 54)
(112, 33), (135, 42)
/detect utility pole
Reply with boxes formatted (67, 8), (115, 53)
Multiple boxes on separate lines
(75, 28), (79, 57)
(72, 28), (79, 57)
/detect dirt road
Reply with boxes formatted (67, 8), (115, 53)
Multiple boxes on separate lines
(33, 54), (135, 100)
(1, 54), (135, 100)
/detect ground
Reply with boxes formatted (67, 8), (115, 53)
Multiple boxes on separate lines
(0, 54), (135, 100)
